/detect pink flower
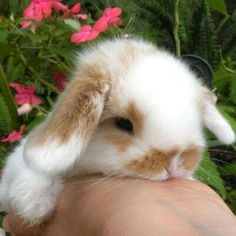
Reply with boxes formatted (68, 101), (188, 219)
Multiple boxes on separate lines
(23, 0), (51, 21)
(20, 20), (32, 28)
(20, 20), (37, 32)
(76, 14), (88, 20)
(52, 72), (68, 91)
(71, 25), (100, 44)
(22, 0), (67, 22)
(70, 7), (122, 44)
(69, 3), (81, 14)
(93, 7), (122, 33)
(52, 0), (68, 12)
(93, 17), (109, 32)
(63, 3), (88, 20)
(10, 83), (42, 106)
(1, 125), (25, 143)
(102, 7), (122, 25)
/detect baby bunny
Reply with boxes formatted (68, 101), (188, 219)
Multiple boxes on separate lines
(0, 38), (235, 225)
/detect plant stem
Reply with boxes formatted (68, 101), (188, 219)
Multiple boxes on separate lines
(219, 47), (236, 74)
(216, 15), (230, 34)
(15, 44), (59, 94)
(174, 0), (181, 57)
(47, 47), (71, 74)
(0, 64), (20, 129)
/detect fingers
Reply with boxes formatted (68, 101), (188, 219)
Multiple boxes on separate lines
(2, 212), (40, 236)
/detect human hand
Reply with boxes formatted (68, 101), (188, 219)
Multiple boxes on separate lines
(3, 177), (236, 236)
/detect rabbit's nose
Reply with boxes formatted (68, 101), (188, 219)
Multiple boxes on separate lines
(127, 148), (179, 174)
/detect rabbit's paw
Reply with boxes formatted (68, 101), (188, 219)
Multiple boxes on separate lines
(9, 173), (63, 225)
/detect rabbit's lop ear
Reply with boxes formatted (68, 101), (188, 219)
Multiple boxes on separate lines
(202, 88), (235, 145)
(24, 75), (110, 175)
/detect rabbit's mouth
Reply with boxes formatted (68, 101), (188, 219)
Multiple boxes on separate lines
(122, 167), (194, 182)
(124, 146), (202, 181)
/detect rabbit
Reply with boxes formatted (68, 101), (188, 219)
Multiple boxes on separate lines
(0, 37), (235, 226)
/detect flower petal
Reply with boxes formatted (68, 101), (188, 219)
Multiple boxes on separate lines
(70, 3), (81, 14)
(1, 125), (25, 143)
(52, 72), (68, 91)
(93, 17), (109, 32)
(9, 83), (26, 93)
(20, 20), (32, 28)
(23, 4), (35, 19)
(15, 94), (30, 105)
(70, 25), (92, 43)
(41, 4), (52, 17)
(87, 29), (100, 41)
(31, 95), (42, 105)
(104, 7), (122, 17)
(52, 1), (68, 12)
(76, 14), (88, 20)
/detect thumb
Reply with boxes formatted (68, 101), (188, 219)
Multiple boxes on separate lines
(2, 212), (41, 236)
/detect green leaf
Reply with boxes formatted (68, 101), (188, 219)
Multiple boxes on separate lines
(0, 29), (8, 42)
(0, 145), (6, 157)
(219, 163), (236, 176)
(0, 64), (19, 129)
(25, 115), (45, 132)
(52, 45), (75, 63)
(0, 43), (14, 61)
(28, 32), (49, 44)
(205, 0), (228, 16)
(0, 145), (7, 167)
(53, 29), (67, 37)
(64, 19), (81, 30)
(0, 94), (12, 132)
(230, 78), (236, 103)
(213, 66), (233, 88)
(195, 151), (226, 198)
(44, 24), (56, 33)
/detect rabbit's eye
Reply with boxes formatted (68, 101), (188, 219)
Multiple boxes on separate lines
(114, 117), (133, 133)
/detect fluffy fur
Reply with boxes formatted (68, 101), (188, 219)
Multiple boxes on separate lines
(0, 38), (235, 224)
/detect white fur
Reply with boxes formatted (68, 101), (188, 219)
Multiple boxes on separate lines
(169, 155), (193, 179)
(24, 84), (106, 176)
(0, 38), (235, 225)
(203, 103), (235, 144)
(24, 135), (83, 176)
(0, 140), (63, 224)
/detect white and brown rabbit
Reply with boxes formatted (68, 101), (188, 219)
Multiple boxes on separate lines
(0, 38), (235, 225)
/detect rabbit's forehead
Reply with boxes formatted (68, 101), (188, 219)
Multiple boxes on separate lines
(108, 49), (202, 112)
(103, 54), (205, 149)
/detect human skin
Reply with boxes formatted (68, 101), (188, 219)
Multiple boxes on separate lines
(3, 177), (236, 236)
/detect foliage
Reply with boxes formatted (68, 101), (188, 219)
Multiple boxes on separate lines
(0, 0), (235, 213)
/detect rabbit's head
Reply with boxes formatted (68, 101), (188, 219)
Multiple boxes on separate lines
(24, 38), (235, 180)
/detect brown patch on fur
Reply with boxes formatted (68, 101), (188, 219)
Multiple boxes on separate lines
(101, 102), (144, 152)
(81, 63), (109, 82)
(181, 146), (202, 170)
(101, 119), (132, 152)
(117, 41), (157, 77)
(118, 43), (137, 74)
(34, 75), (109, 144)
(128, 149), (178, 174)
(106, 134), (132, 152)
(126, 102), (144, 135)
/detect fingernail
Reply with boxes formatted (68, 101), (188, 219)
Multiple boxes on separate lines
(2, 217), (11, 232)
